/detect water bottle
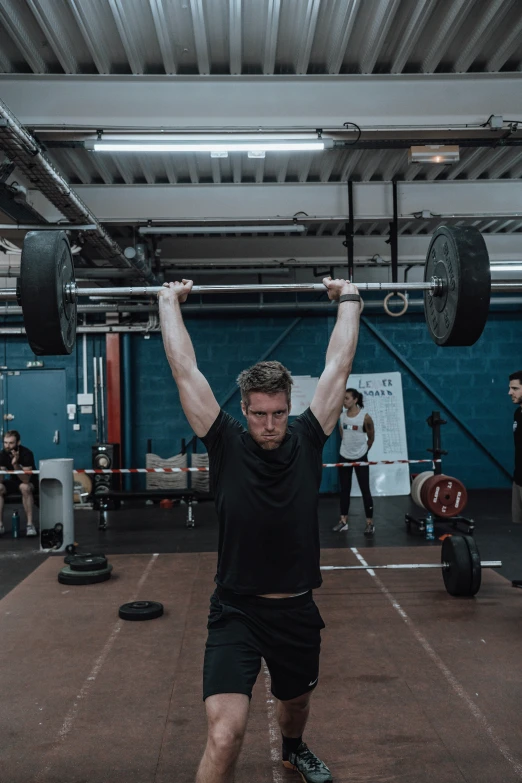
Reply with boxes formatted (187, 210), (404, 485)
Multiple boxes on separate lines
(11, 510), (19, 539)
(425, 514), (435, 541)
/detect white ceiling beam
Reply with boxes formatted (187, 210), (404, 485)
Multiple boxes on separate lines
(326, 0), (360, 74)
(453, 0), (515, 74)
(26, 0), (79, 73)
(228, 0), (242, 75)
(390, 0), (437, 74)
(421, 0), (476, 74)
(0, 0), (48, 73)
(190, 0), (210, 75)
(66, 0), (112, 74)
(26, 180), (522, 223)
(89, 234), (522, 264)
(294, 0), (321, 74)
(2, 73), (520, 128)
(108, 0), (144, 75)
(359, 0), (401, 74)
(263, 0), (281, 75)
(486, 13), (522, 71)
(149, 0), (178, 74)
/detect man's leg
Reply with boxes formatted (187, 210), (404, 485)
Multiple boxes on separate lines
(276, 690), (332, 783)
(196, 693), (250, 783)
(20, 483), (34, 528)
(276, 689), (312, 739)
(512, 482), (522, 525)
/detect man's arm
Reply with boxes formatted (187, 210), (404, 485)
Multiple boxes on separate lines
(12, 450), (31, 483)
(158, 281), (220, 438)
(310, 278), (360, 436)
(364, 414), (375, 451)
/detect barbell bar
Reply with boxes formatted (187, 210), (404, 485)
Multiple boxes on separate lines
(320, 535), (499, 598)
(0, 281), (515, 302)
(9, 222), (515, 354)
(321, 561), (502, 570)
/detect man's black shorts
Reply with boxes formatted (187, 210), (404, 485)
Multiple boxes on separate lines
(203, 587), (325, 702)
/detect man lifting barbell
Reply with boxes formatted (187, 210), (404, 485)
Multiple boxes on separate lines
(159, 276), (361, 783)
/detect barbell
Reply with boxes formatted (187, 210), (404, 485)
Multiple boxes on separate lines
(321, 534), (501, 598)
(4, 222), (518, 355)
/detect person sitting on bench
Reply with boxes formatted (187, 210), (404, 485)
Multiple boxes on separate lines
(0, 430), (36, 536)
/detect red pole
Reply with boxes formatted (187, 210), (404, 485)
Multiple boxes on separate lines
(105, 334), (121, 446)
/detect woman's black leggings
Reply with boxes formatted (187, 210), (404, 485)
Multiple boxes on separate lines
(338, 452), (374, 518)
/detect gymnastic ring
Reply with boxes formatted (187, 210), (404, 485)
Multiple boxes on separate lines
(383, 291), (408, 317)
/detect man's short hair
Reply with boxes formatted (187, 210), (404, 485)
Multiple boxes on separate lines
(509, 371), (522, 384)
(5, 430), (20, 442)
(237, 361), (293, 407)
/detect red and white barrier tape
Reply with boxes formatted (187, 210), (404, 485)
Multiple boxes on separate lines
(2, 458), (441, 475)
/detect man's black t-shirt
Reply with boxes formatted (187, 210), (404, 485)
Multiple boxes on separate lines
(514, 407), (522, 485)
(0, 445), (36, 483)
(201, 407), (328, 595)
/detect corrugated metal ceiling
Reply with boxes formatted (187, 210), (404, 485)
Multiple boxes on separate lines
(0, 0), (521, 76)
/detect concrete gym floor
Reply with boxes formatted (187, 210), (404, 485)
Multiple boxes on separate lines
(1, 490), (522, 782)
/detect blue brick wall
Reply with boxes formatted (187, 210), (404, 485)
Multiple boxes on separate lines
(130, 310), (521, 491)
(1, 308), (520, 489)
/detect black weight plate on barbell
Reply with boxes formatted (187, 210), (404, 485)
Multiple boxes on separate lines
(58, 564), (113, 585)
(68, 555), (108, 572)
(119, 601), (164, 621)
(424, 225), (490, 347)
(462, 534), (481, 596)
(20, 230), (77, 355)
(441, 535), (473, 597)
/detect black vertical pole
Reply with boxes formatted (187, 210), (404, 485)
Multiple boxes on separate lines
(390, 179), (399, 283)
(345, 180), (354, 281)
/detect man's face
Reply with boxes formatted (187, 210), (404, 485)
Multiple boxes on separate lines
(241, 391), (290, 451)
(3, 435), (18, 453)
(509, 379), (522, 405)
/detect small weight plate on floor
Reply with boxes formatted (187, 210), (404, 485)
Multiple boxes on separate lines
(424, 225), (490, 346)
(421, 474), (468, 517)
(119, 601), (164, 621)
(58, 564), (113, 585)
(68, 555), (108, 572)
(64, 551), (105, 564)
(462, 534), (481, 596)
(20, 230), (77, 355)
(441, 535), (473, 597)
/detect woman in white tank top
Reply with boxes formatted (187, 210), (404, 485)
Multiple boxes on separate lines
(333, 388), (375, 536)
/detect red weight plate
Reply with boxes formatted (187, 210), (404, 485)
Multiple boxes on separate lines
(421, 474), (468, 518)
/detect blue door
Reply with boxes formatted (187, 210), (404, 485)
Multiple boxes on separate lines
(1, 370), (68, 461)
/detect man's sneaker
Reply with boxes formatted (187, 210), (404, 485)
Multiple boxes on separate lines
(332, 520), (348, 532)
(364, 524), (375, 538)
(0, 523), (4, 535)
(283, 742), (333, 783)
(26, 525), (37, 537)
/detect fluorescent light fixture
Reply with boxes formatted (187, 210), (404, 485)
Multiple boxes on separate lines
(138, 225), (306, 235)
(85, 134), (331, 154)
(91, 141), (326, 153)
(408, 145), (460, 164)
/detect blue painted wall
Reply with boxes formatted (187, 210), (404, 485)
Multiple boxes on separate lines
(130, 310), (522, 491)
(0, 334), (106, 470)
(2, 307), (520, 489)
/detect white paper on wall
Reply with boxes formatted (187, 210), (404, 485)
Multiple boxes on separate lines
(343, 372), (410, 497)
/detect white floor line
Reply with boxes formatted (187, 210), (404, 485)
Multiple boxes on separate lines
(35, 553), (159, 783)
(350, 546), (522, 778)
(263, 661), (284, 783)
